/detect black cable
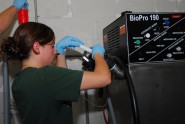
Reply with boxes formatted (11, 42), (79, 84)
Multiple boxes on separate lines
(81, 51), (139, 124)
(111, 56), (140, 124)
(103, 108), (110, 124)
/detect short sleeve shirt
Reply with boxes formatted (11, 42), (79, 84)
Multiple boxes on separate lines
(12, 66), (83, 124)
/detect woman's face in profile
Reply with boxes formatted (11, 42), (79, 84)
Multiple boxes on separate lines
(41, 39), (58, 65)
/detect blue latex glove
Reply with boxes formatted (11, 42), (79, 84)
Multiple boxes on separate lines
(91, 44), (105, 59)
(55, 36), (84, 55)
(12, 0), (28, 10)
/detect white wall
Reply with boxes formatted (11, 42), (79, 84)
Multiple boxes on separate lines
(0, 0), (185, 124)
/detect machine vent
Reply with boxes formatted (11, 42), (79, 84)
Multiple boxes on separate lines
(107, 26), (120, 51)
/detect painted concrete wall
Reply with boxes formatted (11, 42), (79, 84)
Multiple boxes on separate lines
(0, 0), (185, 124)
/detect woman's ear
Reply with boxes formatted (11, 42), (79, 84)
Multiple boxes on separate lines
(32, 42), (40, 54)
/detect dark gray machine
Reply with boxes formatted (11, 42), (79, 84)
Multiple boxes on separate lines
(103, 12), (185, 124)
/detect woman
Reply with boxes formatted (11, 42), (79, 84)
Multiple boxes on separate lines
(0, 22), (111, 124)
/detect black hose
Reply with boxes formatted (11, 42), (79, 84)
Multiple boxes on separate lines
(111, 56), (140, 124)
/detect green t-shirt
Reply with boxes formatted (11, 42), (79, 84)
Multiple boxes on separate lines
(12, 66), (83, 124)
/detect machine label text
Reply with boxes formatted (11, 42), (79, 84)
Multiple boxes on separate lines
(129, 14), (159, 21)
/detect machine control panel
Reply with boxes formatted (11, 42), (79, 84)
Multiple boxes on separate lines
(127, 13), (185, 63)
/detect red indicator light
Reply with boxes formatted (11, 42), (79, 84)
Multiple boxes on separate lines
(104, 35), (108, 42)
(171, 14), (182, 19)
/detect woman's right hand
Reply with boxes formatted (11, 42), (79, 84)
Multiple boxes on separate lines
(55, 36), (84, 55)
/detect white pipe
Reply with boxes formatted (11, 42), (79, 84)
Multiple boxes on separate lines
(34, 0), (38, 22)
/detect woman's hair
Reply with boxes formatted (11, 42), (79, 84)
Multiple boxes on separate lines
(0, 22), (55, 60)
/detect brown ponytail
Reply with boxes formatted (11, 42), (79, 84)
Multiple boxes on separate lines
(0, 22), (55, 60)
